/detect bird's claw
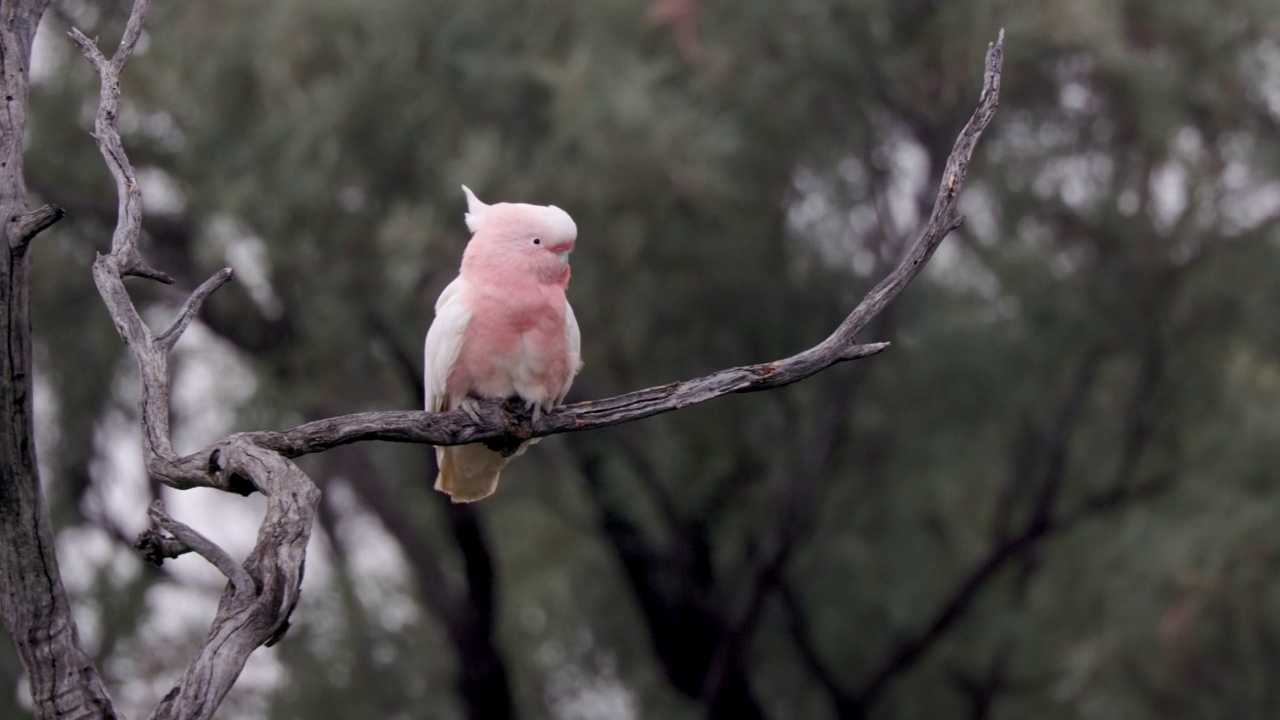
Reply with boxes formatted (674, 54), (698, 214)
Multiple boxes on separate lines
(457, 396), (486, 424)
(523, 398), (544, 425)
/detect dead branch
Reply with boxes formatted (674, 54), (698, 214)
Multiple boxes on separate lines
(10, 203), (64, 249)
(145, 501), (255, 604)
(71, 2), (320, 718)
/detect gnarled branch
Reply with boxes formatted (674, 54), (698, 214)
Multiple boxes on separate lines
(145, 501), (255, 604)
(72, 2), (319, 718)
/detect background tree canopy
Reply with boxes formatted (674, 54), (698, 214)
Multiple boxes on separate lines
(8, 0), (1280, 717)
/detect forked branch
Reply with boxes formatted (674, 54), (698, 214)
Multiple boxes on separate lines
(72, 2), (320, 718)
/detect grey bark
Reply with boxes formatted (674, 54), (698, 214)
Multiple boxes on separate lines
(0, 0), (119, 718)
(69, 5), (321, 718)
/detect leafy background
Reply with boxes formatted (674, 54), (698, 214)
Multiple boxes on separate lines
(7, 0), (1280, 718)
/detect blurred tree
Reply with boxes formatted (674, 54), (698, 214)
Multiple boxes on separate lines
(7, 0), (1280, 718)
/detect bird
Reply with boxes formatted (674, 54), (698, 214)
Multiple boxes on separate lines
(423, 186), (582, 502)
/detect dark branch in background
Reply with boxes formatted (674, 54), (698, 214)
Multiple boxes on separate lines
(778, 344), (1173, 719)
(579, 454), (769, 718)
(326, 444), (518, 720)
(850, 475), (1169, 713)
(777, 581), (861, 718)
(699, 358), (879, 708)
(775, 472), (1171, 720)
(948, 644), (1012, 720)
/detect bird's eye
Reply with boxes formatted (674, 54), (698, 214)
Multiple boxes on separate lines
(532, 237), (542, 245)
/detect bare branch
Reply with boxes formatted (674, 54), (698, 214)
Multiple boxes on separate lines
(159, 268), (234, 350)
(146, 501), (255, 604)
(91, 252), (185, 473)
(110, 0), (152, 74)
(10, 203), (63, 249)
(135, 527), (191, 565)
(66, 28), (108, 73)
(73, 3), (319, 718)
(68, 0), (173, 284)
(150, 439), (319, 720)
(824, 28), (1002, 344)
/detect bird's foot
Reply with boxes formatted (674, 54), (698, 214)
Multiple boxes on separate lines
(456, 395), (486, 425)
(523, 399), (544, 426)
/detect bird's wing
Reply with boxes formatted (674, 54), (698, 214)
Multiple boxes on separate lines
(557, 299), (583, 405)
(424, 277), (472, 412)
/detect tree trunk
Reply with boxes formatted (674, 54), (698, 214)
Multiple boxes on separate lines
(583, 460), (769, 720)
(0, 1), (116, 717)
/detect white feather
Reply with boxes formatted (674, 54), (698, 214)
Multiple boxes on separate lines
(559, 300), (582, 405)
(461, 185), (489, 234)
(423, 276), (472, 411)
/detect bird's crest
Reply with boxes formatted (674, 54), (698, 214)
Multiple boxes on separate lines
(461, 185), (491, 233)
(461, 185), (576, 242)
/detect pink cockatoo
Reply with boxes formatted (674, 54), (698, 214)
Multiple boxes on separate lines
(423, 186), (582, 502)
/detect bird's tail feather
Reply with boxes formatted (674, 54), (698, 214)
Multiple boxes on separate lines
(435, 443), (522, 503)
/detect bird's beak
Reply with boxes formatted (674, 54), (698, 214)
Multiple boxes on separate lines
(551, 241), (574, 268)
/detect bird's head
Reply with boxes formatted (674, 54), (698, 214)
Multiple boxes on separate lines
(459, 185), (577, 286)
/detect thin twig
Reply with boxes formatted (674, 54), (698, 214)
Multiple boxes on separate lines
(147, 501), (256, 604)
(69, 3), (173, 283)
(159, 268), (234, 350)
(134, 527), (191, 565)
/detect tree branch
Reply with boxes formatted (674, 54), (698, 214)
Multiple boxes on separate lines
(10, 203), (63, 249)
(145, 501), (255, 604)
(852, 473), (1170, 711)
(158, 268), (234, 350)
(134, 527), (191, 565)
(72, 3), (320, 718)
(68, 5), (173, 284)
(777, 581), (860, 718)
(149, 439), (319, 719)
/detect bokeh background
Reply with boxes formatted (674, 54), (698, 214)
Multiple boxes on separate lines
(7, 0), (1280, 718)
